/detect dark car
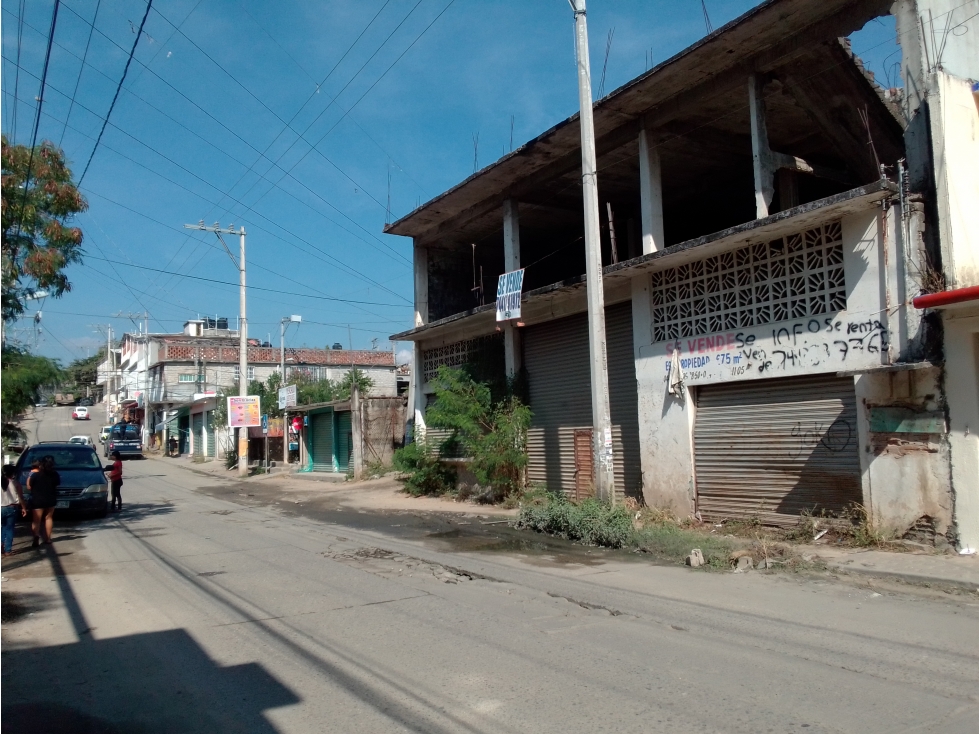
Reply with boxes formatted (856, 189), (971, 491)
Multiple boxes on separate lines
(77, 397), (94, 407)
(16, 443), (108, 517)
(106, 423), (142, 458)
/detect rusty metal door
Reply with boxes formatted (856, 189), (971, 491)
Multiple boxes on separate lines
(573, 429), (594, 501)
(694, 374), (861, 525)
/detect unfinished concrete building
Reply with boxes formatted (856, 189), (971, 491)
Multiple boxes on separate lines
(388, 0), (979, 549)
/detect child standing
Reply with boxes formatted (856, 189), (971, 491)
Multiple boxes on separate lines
(104, 451), (123, 512)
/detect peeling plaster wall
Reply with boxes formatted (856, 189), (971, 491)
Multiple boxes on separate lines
(855, 368), (952, 540)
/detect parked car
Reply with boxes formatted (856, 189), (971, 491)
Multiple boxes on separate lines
(106, 423), (142, 458)
(72, 406), (90, 420)
(16, 442), (108, 517)
(69, 435), (94, 446)
(99, 425), (113, 444)
(55, 393), (75, 406)
(77, 397), (94, 407)
(36, 398), (49, 408)
(6, 435), (27, 454)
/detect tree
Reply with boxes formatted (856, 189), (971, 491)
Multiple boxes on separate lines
(65, 349), (105, 389)
(2, 136), (87, 322)
(2, 346), (62, 437)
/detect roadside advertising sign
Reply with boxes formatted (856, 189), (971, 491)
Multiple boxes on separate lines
(278, 384), (298, 410)
(228, 396), (261, 427)
(261, 415), (269, 434)
(496, 268), (525, 321)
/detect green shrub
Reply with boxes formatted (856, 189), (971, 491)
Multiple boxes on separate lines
(393, 440), (456, 496)
(515, 494), (635, 548)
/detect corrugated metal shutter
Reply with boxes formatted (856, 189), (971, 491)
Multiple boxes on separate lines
(205, 413), (216, 458)
(694, 374), (862, 525)
(192, 413), (204, 457)
(524, 302), (640, 500)
(336, 412), (352, 472)
(310, 411), (334, 471)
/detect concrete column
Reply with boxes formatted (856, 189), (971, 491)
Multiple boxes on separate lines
(412, 341), (427, 440)
(638, 126), (665, 255)
(748, 74), (775, 219)
(351, 381), (363, 480)
(413, 240), (428, 328)
(503, 199), (522, 378)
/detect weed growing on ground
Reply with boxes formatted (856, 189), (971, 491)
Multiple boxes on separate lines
(392, 440), (456, 496)
(364, 460), (391, 479)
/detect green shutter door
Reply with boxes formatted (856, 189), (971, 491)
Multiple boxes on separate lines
(336, 411), (352, 472)
(311, 411), (334, 471)
(205, 413), (216, 458)
(192, 413), (204, 457)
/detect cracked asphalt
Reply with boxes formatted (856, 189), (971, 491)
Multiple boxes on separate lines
(2, 407), (978, 733)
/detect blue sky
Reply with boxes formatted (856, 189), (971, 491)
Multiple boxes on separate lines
(2, 0), (900, 364)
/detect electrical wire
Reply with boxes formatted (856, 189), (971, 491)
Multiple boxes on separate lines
(55, 1), (411, 269)
(0, 61), (412, 304)
(77, 0), (153, 185)
(9, 0), (60, 245)
(9, 0), (27, 140)
(82, 254), (410, 307)
(58, 0), (101, 147)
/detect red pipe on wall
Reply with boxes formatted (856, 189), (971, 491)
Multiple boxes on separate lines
(912, 285), (979, 309)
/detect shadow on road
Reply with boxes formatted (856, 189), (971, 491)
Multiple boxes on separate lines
(1, 533), (299, 734)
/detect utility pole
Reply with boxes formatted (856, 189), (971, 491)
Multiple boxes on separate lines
(281, 314), (301, 466)
(569, 0), (615, 502)
(185, 221), (249, 477)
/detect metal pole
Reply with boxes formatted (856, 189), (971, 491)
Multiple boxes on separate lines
(238, 227), (248, 478)
(281, 318), (288, 467)
(570, 0), (615, 502)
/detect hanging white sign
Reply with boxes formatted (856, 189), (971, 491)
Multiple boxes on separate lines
(496, 269), (525, 321)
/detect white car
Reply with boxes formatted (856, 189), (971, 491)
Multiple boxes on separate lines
(68, 435), (94, 446)
(72, 406), (90, 420)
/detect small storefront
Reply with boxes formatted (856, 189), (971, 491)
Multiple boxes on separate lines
(295, 401), (353, 473)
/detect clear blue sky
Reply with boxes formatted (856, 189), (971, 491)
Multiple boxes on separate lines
(2, 0), (900, 365)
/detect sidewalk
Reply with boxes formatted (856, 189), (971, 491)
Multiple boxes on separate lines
(811, 545), (979, 592)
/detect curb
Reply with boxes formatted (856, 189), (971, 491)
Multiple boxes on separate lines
(822, 561), (979, 593)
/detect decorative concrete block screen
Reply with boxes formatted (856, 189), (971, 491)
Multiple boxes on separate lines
(650, 221), (846, 343)
(422, 334), (502, 382)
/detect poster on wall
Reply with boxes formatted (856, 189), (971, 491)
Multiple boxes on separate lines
(496, 269), (525, 321)
(227, 396), (261, 428)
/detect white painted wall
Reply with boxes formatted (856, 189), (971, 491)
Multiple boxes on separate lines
(943, 306), (979, 551)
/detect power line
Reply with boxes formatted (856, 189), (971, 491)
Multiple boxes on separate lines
(1, 63), (412, 303)
(82, 254), (411, 307)
(77, 0), (153, 185)
(9, 0), (61, 244)
(54, 1), (411, 269)
(9, 0), (27, 140)
(59, 0), (101, 147)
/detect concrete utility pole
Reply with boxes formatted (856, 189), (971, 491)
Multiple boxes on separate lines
(569, 0), (615, 502)
(281, 314), (301, 466)
(185, 221), (249, 477)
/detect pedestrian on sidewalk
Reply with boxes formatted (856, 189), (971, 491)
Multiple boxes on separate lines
(104, 451), (123, 512)
(2, 464), (28, 556)
(28, 456), (60, 547)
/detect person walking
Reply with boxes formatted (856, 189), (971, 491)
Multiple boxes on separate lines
(2, 465), (28, 556)
(28, 456), (60, 547)
(104, 451), (123, 512)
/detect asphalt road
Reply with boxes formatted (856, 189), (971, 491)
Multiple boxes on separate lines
(2, 407), (978, 733)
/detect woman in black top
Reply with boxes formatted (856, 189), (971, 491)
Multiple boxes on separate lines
(28, 455), (60, 547)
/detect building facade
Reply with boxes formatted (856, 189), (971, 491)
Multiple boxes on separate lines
(389, 0), (979, 549)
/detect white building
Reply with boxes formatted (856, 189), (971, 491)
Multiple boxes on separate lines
(389, 0), (979, 550)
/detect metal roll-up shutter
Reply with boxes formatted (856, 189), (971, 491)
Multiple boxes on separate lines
(694, 374), (862, 525)
(524, 302), (638, 501)
(310, 411), (334, 471)
(605, 302), (642, 497)
(205, 413), (216, 458)
(336, 412), (352, 472)
(192, 413), (204, 457)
